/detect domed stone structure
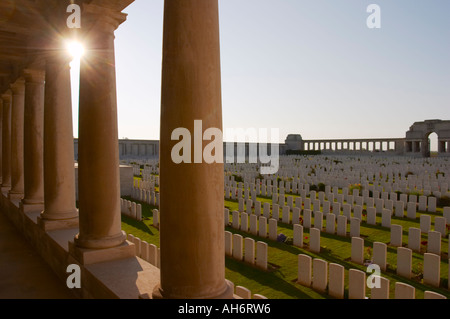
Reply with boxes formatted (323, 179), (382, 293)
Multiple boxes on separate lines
(285, 134), (303, 151)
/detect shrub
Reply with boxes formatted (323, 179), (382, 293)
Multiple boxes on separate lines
(318, 183), (326, 192)
(437, 196), (450, 208)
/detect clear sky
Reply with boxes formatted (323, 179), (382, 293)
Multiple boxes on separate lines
(71, 0), (450, 149)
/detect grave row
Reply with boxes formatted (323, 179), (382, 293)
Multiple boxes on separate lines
(351, 237), (449, 289)
(297, 254), (447, 299)
(127, 233), (160, 268)
(224, 231), (268, 271)
(120, 199), (143, 221)
(126, 234), (268, 299)
(130, 187), (159, 208)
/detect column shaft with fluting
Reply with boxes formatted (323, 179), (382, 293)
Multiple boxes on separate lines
(22, 69), (45, 208)
(40, 54), (78, 224)
(1, 92), (11, 190)
(9, 79), (25, 200)
(74, 4), (127, 249)
(155, 0), (233, 299)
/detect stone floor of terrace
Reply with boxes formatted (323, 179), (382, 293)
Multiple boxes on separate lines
(0, 209), (75, 299)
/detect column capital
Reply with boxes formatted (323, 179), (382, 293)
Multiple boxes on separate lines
(82, 2), (130, 34)
(23, 69), (46, 84)
(1, 90), (12, 102)
(10, 79), (25, 95)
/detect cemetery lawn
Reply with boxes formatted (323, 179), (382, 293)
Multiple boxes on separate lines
(122, 192), (450, 299)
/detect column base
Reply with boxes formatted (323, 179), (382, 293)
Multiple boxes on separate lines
(74, 230), (127, 250)
(19, 202), (44, 214)
(37, 215), (79, 232)
(151, 279), (234, 299)
(68, 239), (135, 265)
(1, 186), (11, 193)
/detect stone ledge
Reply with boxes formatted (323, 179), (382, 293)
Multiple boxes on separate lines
(84, 256), (160, 299)
(68, 240), (136, 265)
(0, 193), (162, 299)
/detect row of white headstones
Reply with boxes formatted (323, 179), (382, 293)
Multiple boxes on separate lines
(126, 224), (267, 299)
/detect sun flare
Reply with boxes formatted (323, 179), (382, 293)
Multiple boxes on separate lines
(67, 41), (85, 60)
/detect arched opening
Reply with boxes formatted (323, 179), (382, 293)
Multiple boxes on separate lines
(427, 132), (438, 157)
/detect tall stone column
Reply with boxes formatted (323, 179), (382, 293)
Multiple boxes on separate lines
(21, 69), (45, 212)
(154, 0), (233, 299)
(72, 2), (132, 256)
(0, 97), (3, 185)
(1, 91), (11, 191)
(38, 53), (78, 230)
(8, 79), (25, 201)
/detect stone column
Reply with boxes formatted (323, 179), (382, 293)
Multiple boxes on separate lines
(438, 140), (445, 154)
(72, 3), (131, 254)
(8, 79), (25, 200)
(0, 97), (3, 185)
(21, 69), (45, 213)
(154, 0), (233, 299)
(1, 91), (11, 191)
(447, 141), (450, 153)
(38, 53), (79, 230)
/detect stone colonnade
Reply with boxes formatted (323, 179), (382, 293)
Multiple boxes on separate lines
(0, 0), (229, 299)
(302, 139), (401, 153)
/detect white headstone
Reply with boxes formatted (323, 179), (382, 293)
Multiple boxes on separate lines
(292, 207), (301, 225)
(303, 209), (312, 229)
(427, 196), (436, 213)
(244, 237), (255, 265)
(348, 269), (366, 299)
(423, 253), (440, 288)
(314, 211), (323, 230)
(408, 227), (421, 253)
(256, 241), (268, 270)
(328, 263), (345, 299)
(350, 218), (360, 238)
(312, 259), (328, 293)
(395, 282), (415, 299)
(240, 212), (248, 232)
(232, 211), (240, 230)
(225, 231), (233, 256)
(293, 224), (304, 248)
(407, 202), (416, 220)
(397, 247), (412, 279)
(337, 215), (347, 237)
(424, 291), (447, 299)
(394, 201), (404, 218)
(263, 202), (270, 219)
(367, 207), (377, 225)
(282, 206), (290, 224)
(390, 224), (403, 247)
(326, 213), (336, 234)
(434, 217), (447, 236)
(297, 254), (312, 287)
(373, 242), (387, 271)
(235, 286), (251, 299)
(259, 216), (267, 238)
(381, 209), (392, 228)
(269, 219), (278, 240)
(351, 237), (364, 265)
(272, 204), (280, 221)
(371, 276), (390, 299)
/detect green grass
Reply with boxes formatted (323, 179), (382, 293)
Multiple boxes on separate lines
(123, 176), (449, 299)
